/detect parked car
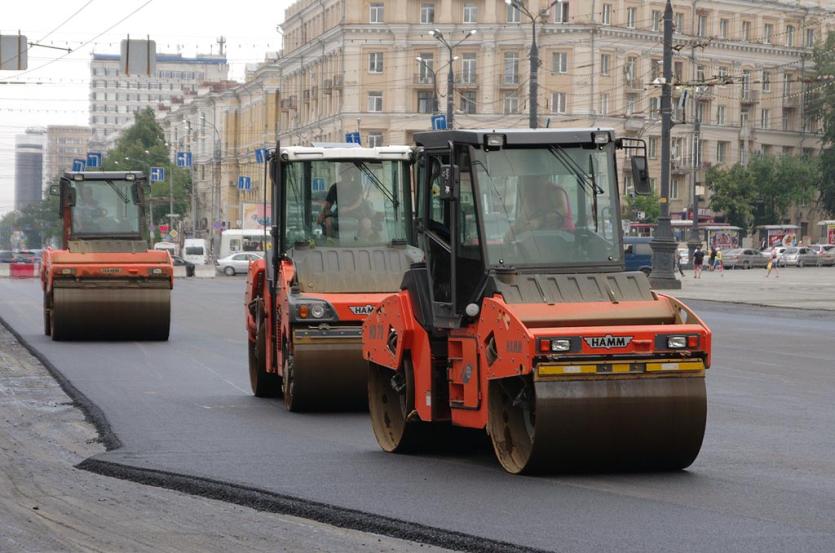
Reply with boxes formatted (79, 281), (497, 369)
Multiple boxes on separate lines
(0, 250), (15, 263)
(781, 246), (820, 268)
(216, 252), (262, 276)
(624, 236), (653, 275)
(171, 255), (195, 277)
(722, 248), (769, 269)
(809, 244), (835, 267)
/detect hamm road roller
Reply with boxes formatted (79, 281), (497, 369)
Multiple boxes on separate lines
(363, 129), (711, 473)
(41, 171), (173, 340)
(245, 145), (421, 411)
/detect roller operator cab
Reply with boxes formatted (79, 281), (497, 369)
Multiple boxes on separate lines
(245, 145), (421, 411)
(363, 129), (712, 474)
(41, 171), (173, 341)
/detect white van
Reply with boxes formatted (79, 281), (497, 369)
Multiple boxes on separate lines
(153, 241), (178, 257)
(183, 238), (208, 265)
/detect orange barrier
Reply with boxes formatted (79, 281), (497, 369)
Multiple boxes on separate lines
(10, 263), (36, 278)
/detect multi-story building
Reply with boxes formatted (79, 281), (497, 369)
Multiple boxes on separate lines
(160, 64), (279, 250)
(89, 52), (229, 151)
(273, 0), (831, 233)
(14, 128), (46, 211)
(44, 126), (91, 183)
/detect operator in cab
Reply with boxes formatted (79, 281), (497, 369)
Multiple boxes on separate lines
(506, 176), (574, 240)
(316, 168), (377, 241)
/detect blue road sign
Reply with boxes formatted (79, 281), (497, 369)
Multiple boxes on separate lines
(86, 152), (102, 168)
(345, 132), (361, 145)
(255, 148), (269, 163)
(312, 177), (326, 193)
(176, 151), (193, 168)
(431, 114), (447, 130)
(150, 167), (166, 182)
(71, 159), (86, 172)
(237, 176), (252, 191)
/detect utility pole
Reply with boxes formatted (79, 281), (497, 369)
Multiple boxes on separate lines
(649, 0), (681, 289)
(186, 119), (196, 238)
(429, 29), (477, 129)
(687, 43), (702, 267)
(507, 0), (563, 129)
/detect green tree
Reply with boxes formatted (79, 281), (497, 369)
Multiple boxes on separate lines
(809, 33), (835, 215)
(624, 192), (661, 223)
(0, 178), (62, 249)
(102, 108), (190, 240)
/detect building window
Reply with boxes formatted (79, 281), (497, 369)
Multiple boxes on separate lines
(368, 52), (384, 73)
(599, 93), (609, 115)
(719, 18), (729, 39)
(626, 7), (636, 29)
(420, 3), (434, 24)
(742, 21), (751, 41)
(463, 3), (477, 23)
(417, 91), (436, 113)
(696, 101), (707, 123)
(786, 25), (795, 47)
(418, 53), (434, 83)
(716, 142), (728, 163)
(503, 52), (519, 84)
(782, 111), (791, 131)
(762, 71), (771, 92)
(368, 132), (384, 147)
(368, 91), (383, 112)
(648, 136), (658, 159)
(506, 3), (520, 23)
(716, 105), (725, 125)
(369, 3), (384, 23)
(697, 65), (706, 82)
(625, 57), (637, 82)
(783, 73), (791, 96)
(806, 28), (815, 48)
(673, 61), (683, 83)
(625, 94), (637, 115)
(674, 12), (684, 33)
(671, 178), (679, 199)
(697, 14), (707, 37)
(461, 53), (476, 83)
(764, 23), (773, 44)
(552, 92), (566, 113)
(601, 3), (611, 25)
(503, 93), (518, 114)
(718, 66), (728, 81)
(553, 51), (568, 74)
(554, 2), (568, 23)
(460, 91), (477, 114)
(652, 10), (662, 32)
(600, 54), (610, 76)
(649, 97), (660, 119)
(760, 108), (769, 129)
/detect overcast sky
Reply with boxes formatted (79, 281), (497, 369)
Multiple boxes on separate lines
(0, 0), (294, 215)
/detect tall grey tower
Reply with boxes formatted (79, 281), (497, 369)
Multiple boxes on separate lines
(14, 129), (46, 211)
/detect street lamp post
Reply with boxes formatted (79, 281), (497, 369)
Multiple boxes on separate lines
(416, 57), (441, 116)
(648, 0), (681, 289)
(505, 0), (563, 129)
(428, 29), (477, 129)
(200, 111), (222, 262)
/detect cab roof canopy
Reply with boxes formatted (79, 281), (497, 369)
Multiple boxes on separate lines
(414, 128), (615, 149)
(63, 171), (145, 180)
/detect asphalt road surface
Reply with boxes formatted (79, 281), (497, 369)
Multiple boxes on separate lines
(2, 277), (834, 553)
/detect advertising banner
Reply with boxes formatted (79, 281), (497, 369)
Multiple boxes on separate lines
(828, 224), (835, 245)
(709, 229), (739, 250)
(241, 202), (271, 229)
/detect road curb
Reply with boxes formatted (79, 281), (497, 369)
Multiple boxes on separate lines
(77, 458), (547, 553)
(0, 314), (122, 451)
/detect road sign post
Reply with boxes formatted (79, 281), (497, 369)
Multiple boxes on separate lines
(255, 148), (268, 163)
(72, 159), (86, 172)
(86, 152), (102, 169)
(345, 132), (361, 145)
(431, 114), (448, 130)
(176, 152), (192, 168)
(150, 167), (166, 182)
(237, 176), (252, 191)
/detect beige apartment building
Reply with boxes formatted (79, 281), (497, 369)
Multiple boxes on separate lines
(273, 0), (832, 227)
(160, 65), (279, 247)
(44, 125), (91, 183)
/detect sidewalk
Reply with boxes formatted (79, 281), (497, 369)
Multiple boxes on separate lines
(670, 265), (835, 311)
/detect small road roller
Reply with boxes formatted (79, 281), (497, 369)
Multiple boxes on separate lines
(363, 129), (712, 473)
(41, 171), (173, 341)
(245, 145), (421, 411)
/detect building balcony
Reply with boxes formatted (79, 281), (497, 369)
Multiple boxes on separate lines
(413, 74), (435, 87)
(694, 85), (714, 100)
(322, 79), (333, 94)
(454, 74), (478, 88)
(624, 79), (643, 93)
(624, 115), (646, 132)
(739, 124), (755, 140)
(740, 89), (759, 105)
(499, 78), (520, 89)
(332, 76), (343, 89)
(783, 94), (801, 109)
(671, 158), (690, 175)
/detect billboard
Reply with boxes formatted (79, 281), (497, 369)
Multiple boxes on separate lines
(708, 229), (739, 250)
(241, 202), (271, 229)
(828, 224), (835, 245)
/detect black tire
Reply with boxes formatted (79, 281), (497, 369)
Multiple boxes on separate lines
(743, 261), (750, 270)
(224, 266), (236, 276)
(798, 260), (804, 269)
(640, 267), (652, 276)
(249, 307), (281, 397)
(282, 337), (303, 411)
(368, 357), (433, 453)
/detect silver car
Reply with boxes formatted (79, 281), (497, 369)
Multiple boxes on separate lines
(809, 244), (835, 267)
(781, 247), (820, 268)
(216, 252), (262, 276)
(723, 248), (769, 269)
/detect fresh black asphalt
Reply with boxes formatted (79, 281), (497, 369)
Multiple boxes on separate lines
(1, 278), (834, 552)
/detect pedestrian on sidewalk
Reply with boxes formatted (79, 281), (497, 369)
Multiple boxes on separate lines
(715, 249), (724, 276)
(693, 246), (705, 279)
(708, 247), (717, 271)
(766, 249), (780, 278)
(676, 252), (685, 277)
